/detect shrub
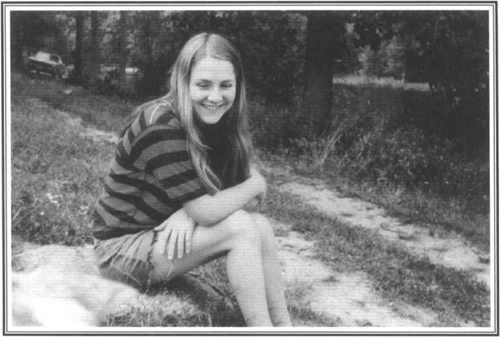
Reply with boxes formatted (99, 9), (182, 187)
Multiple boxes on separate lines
(253, 83), (489, 215)
(249, 99), (305, 152)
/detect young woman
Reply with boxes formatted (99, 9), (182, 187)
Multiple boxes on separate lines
(91, 33), (292, 327)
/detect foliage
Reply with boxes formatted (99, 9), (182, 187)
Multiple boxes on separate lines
(253, 81), (489, 218)
(127, 11), (176, 98)
(249, 98), (303, 150)
(10, 11), (62, 70)
(129, 11), (307, 104)
(12, 11), (489, 155)
(357, 37), (406, 79)
(340, 125), (488, 207)
(353, 11), (489, 152)
(222, 11), (306, 106)
(406, 12), (488, 152)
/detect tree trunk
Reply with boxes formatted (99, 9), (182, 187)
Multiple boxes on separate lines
(87, 11), (101, 83)
(118, 11), (129, 89)
(73, 12), (84, 80)
(302, 12), (346, 136)
(10, 14), (25, 71)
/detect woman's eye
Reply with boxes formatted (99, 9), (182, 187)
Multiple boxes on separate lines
(197, 83), (210, 89)
(221, 83), (233, 89)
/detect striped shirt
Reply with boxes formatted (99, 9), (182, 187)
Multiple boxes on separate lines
(91, 100), (207, 240)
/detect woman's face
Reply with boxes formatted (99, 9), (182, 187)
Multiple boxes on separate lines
(189, 57), (237, 125)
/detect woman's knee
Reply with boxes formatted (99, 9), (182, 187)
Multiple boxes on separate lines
(250, 213), (275, 241)
(222, 210), (261, 244)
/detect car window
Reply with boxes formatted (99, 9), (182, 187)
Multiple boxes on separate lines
(37, 52), (50, 62)
(50, 55), (60, 63)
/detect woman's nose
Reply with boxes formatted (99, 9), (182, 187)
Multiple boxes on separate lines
(208, 88), (222, 102)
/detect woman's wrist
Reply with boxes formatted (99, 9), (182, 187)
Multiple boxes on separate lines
(184, 171), (266, 226)
(247, 173), (267, 197)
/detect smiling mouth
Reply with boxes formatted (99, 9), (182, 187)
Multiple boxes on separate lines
(203, 104), (222, 111)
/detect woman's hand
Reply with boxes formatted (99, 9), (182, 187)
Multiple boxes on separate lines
(243, 197), (260, 212)
(182, 164), (269, 227)
(153, 207), (196, 260)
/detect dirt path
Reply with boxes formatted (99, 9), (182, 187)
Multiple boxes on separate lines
(278, 181), (490, 288)
(276, 229), (440, 327)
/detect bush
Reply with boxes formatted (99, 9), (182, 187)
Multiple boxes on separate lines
(253, 83), (489, 215)
(399, 90), (489, 155)
(249, 99), (304, 151)
(343, 128), (446, 185)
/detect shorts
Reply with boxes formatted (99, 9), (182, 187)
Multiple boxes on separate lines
(94, 229), (171, 290)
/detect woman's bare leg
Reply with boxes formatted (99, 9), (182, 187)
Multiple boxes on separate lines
(149, 210), (272, 327)
(251, 213), (292, 327)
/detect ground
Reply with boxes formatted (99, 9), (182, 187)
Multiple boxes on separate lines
(11, 109), (490, 329)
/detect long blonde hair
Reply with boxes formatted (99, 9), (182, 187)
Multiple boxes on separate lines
(164, 33), (252, 194)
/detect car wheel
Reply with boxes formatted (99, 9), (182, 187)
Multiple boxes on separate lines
(56, 69), (65, 79)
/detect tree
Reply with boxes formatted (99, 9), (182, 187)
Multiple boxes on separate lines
(129, 11), (306, 102)
(86, 11), (101, 82)
(302, 12), (356, 135)
(10, 11), (59, 70)
(117, 11), (129, 89)
(129, 11), (174, 97)
(353, 11), (489, 151)
(73, 11), (85, 80)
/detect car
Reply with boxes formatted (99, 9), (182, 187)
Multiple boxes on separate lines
(27, 51), (67, 78)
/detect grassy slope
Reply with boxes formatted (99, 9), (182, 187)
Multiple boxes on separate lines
(10, 74), (491, 327)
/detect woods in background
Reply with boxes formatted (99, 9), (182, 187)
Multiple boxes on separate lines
(10, 9), (490, 209)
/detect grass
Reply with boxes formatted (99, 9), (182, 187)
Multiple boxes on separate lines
(333, 74), (430, 91)
(10, 73), (492, 327)
(106, 261), (247, 327)
(11, 97), (109, 246)
(11, 73), (136, 133)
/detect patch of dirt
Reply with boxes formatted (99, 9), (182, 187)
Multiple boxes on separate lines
(276, 229), (440, 327)
(11, 243), (197, 328)
(279, 182), (490, 287)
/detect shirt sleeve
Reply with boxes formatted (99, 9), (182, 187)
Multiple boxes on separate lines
(132, 123), (207, 205)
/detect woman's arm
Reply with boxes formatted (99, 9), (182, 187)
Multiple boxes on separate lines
(183, 168), (266, 226)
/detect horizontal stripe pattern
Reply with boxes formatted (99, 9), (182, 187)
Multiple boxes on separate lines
(90, 100), (207, 240)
